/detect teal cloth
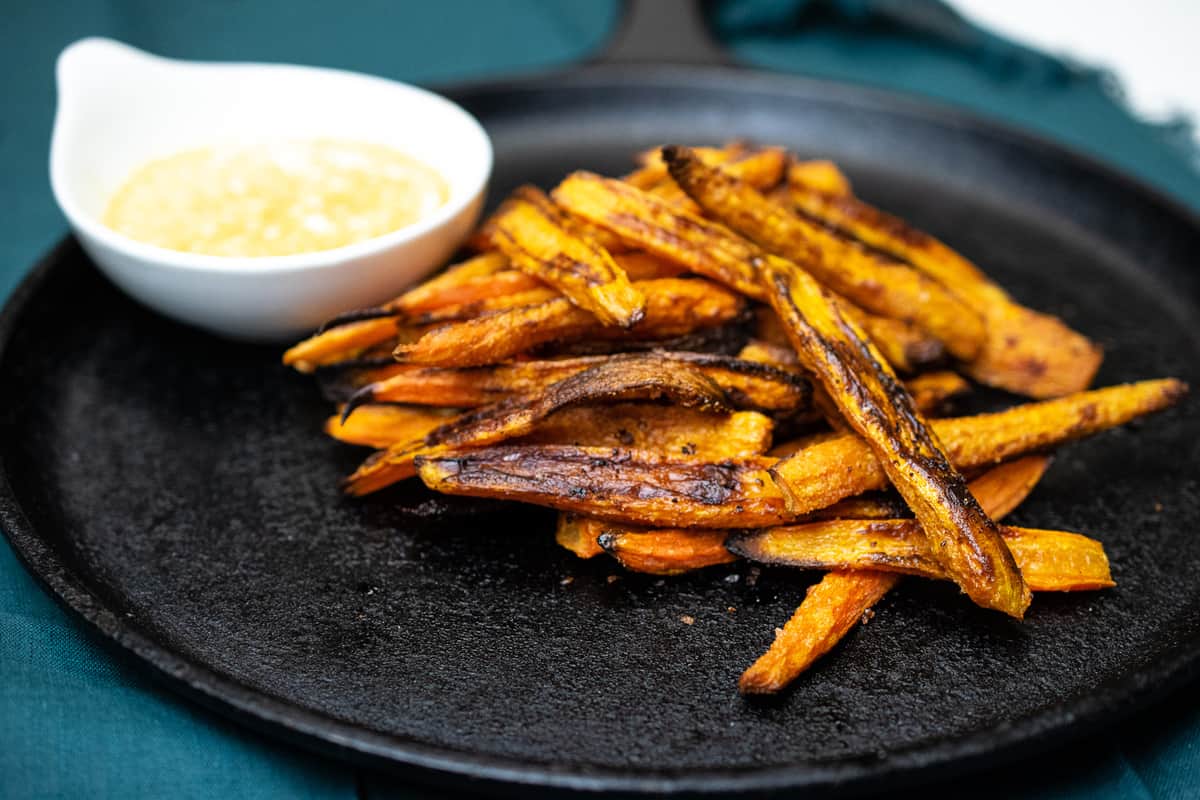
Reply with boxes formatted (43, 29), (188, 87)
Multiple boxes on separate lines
(3, 2), (1199, 798)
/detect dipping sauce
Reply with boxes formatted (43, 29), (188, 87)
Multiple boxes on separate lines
(102, 139), (449, 257)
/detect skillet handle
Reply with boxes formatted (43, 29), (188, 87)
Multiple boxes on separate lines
(594, 0), (735, 67)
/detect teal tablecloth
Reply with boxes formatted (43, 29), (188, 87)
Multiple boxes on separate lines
(2, 2), (1198, 798)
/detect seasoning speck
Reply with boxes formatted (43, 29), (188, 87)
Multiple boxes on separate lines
(680, 615), (695, 625)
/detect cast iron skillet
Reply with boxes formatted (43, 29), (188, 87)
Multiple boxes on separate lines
(2, 5), (1199, 797)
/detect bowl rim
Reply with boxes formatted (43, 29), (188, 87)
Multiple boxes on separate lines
(49, 39), (493, 275)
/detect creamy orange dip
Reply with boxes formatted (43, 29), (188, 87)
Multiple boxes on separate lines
(102, 139), (449, 257)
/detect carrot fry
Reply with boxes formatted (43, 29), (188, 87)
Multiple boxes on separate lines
(761, 251), (1026, 612)
(785, 159), (852, 197)
(626, 143), (747, 186)
(771, 379), (1186, 517)
(393, 278), (746, 367)
(418, 381), (1185, 528)
(283, 317), (402, 373)
(283, 252), (515, 371)
(667, 147), (985, 360)
(738, 571), (899, 694)
(639, 148), (789, 213)
(737, 454), (1053, 694)
(665, 146), (1028, 616)
(521, 405), (775, 459)
(344, 355), (730, 496)
(472, 192), (631, 255)
(385, 251), (513, 315)
(492, 187), (646, 327)
(417, 445), (785, 528)
(599, 528), (736, 575)
(554, 172), (944, 372)
(581, 455), (1049, 577)
(409, 287), (561, 326)
(350, 351), (807, 413)
(325, 404), (459, 449)
(555, 170), (765, 298)
(626, 144), (785, 196)
(782, 173), (1102, 397)
(731, 523), (1112, 592)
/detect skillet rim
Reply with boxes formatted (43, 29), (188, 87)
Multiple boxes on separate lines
(1, 64), (1198, 796)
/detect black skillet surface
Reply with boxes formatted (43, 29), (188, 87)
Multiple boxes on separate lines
(2, 67), (1200, 797)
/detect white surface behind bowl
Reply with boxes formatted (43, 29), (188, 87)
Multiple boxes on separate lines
(50, 38), (491, 342)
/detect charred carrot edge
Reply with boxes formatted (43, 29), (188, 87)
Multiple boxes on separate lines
(625, 143), (746, 186)
(736, 454), (1054, 694)
(352, 351), (808, 413)
(343, 355), (730, 496)
(626, 144), (785, 195)
(640, 148), (790, 214)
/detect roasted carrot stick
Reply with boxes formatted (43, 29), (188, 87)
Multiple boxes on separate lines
(738, 571), (899, 694)
(784, 170), (1102, 398)
(393, 277), (745, 368)
(666, 146), (985, 360)
(325, 404), (459, 449)
(553, 172), (944, 373)
(738, 454), (1053, 694)
(730, 524), (1112, 591)
(599, 529), (736, 575)
(344, 355), (730, 495)
(417, 380), (1185, 528)
(771, 378), (1186, 517)
(354, 352), (808, 413)
(491, 186), (646, 327)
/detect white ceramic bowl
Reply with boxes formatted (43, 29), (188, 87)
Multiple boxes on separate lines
(50, 38), (491, 342)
